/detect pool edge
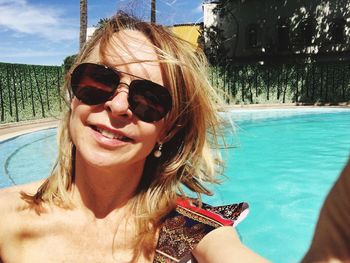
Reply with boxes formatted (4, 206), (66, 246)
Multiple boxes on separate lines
(0, 119), (59, 142)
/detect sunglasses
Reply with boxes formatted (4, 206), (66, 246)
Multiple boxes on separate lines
(70, 63), (172, 123)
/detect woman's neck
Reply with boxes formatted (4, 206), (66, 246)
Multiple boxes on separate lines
(72, 151), (145, 218)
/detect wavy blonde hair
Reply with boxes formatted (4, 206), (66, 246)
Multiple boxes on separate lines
(24, 12), (226, 260)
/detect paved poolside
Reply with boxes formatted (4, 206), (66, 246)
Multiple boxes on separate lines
(0, 118), (59, 142)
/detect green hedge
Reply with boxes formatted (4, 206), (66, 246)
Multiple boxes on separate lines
(1, 60), (348, 124)
(210, 61), (350, 105)
(0, 62), (65, 123)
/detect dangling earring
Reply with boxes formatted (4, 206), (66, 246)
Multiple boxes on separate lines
(154, 143), (163, 158)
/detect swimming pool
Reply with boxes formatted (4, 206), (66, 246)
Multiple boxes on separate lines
(0, 108), (349, 262)
(0, 128), (57, 188)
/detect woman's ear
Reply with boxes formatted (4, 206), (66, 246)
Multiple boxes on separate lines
(70, 97), (79, 110)
(157, 125), (167, 144)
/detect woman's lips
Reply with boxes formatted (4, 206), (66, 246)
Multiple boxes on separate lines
(90, 125), (133, 146)
(95, 126), (132, 141)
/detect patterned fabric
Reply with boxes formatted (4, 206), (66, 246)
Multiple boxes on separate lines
(153, 199), (249, 263)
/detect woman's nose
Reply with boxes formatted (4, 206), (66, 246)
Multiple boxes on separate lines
(104, 87), (132, 119)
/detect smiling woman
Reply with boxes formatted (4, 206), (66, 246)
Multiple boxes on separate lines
(0, 12), (268, 263)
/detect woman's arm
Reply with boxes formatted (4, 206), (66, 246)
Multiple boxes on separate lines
(192, 226), (270, 263)
(302, 159), (350, 262)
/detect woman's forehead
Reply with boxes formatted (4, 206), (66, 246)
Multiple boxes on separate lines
(86, 30), (159, 65)
(85, 29), (163, 83)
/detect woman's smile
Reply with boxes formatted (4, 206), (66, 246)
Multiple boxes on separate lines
(91, 124), (133, 141)
(89, 124), (134, 148)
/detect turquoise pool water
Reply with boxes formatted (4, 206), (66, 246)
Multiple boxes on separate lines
(0, 108), (349, 262)
(209, 108), (350, 262)
(0, 128), (57, 188)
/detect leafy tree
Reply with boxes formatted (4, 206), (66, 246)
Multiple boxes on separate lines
(63, 54), (77, 73)
(95, 18), (110, 29)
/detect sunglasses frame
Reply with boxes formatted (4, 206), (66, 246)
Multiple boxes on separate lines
(70, 63), (172, 123)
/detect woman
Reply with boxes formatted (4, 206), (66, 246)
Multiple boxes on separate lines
(0, 12), (268, 263)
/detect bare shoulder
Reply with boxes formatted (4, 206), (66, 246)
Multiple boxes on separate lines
(0, 180), (44, 196)
(192, 226), (270, 263)
(0, 180), (44, 223)
(0, 181), (44, 260)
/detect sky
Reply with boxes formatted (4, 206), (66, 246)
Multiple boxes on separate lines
(0, 0), (204, 66)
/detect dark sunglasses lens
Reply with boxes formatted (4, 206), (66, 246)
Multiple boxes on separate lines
(71, 63), (119, 105)
(128, 80), (172, 122)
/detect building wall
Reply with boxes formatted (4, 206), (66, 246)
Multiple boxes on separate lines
(203, 0), (350, 61)
(203, 3), (219, 27)
(170, 24), (202, 50)
(87, 27), (96, 41)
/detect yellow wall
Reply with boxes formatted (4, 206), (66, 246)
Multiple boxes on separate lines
(170, 24), (201, 50)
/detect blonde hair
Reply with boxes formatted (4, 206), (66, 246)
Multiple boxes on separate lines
(25, 12), (226, 260)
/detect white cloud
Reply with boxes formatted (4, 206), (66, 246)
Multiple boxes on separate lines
(1, 50), (67, 58)
(0, 43), (76, 65)
(163, 0), (177, 7)
(0, 49), (70, 58)
(0, 0), (78, 42)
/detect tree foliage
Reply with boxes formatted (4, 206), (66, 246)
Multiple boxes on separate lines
(201, 0), (350, 105)
(95, 18), (110, 29)
(203, 0), (350, 61)
(63, 54), (77, 73)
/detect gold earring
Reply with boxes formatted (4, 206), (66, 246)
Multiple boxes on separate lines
(154, 143), (163, 158)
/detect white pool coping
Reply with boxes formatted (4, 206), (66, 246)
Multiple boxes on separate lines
(0, 118), (59, 142)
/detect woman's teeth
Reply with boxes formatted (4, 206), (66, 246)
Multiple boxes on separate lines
(95, 127), (131, 141)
